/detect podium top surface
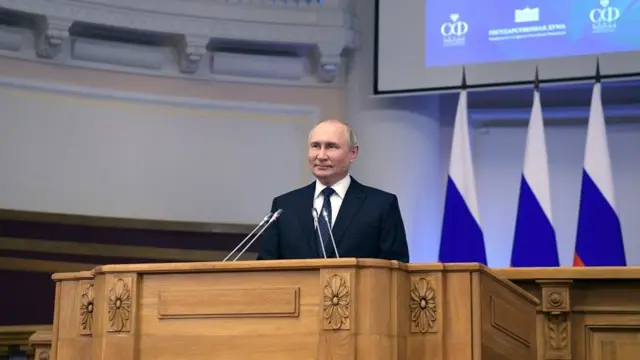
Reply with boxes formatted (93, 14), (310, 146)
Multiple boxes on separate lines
(51, 258), (495, 277)
(493, 266), (640, 280)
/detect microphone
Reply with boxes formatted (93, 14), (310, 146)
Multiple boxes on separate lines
(321, 209), (340, 258)
(312, 208), (327, 258)
(230, 209), (283, 262)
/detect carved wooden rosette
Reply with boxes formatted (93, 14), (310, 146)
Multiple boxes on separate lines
(105, 275), (135, 333)
(409, 274), (441, 334)
(321, 272), (351, 331)
(78, 280), (95, 335)
(538, 280), (572, 360)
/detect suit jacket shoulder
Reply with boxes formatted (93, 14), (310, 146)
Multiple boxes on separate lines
(352, 180), (399, 205)
(358, 183), (395, 197)
(272, 182), (315, 204)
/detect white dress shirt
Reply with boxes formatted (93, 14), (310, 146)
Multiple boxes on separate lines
(313, 174), (351, 228)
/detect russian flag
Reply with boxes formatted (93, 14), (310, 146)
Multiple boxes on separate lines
(511, 87), (559, 267)
(439, 88), (487, 265)
(574, 81), (626, 266)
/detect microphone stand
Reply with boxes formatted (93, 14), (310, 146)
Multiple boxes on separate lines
(231, 209), (283, 262)
(222, 212), (271, 262)
(322, 209), (340, 258)
(312, 208), (327, 258)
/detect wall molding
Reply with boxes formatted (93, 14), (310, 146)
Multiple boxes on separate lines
(0, 237), (252, 262)
(0, 0), (355, 86)
(0, 209), (257, 234)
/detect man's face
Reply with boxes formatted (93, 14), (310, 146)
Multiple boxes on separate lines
(308, 121), (358, 185)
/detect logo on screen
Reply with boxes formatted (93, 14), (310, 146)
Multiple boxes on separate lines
(441, 13), (468, 47)
(589, 0), (620, 34)
(514, 7), (540, 23)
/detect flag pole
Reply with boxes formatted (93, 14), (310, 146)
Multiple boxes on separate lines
(461, 65), (467, 89)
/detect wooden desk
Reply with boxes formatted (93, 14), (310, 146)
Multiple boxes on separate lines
(494, 267), (640, 360)
(0, 325), (50, 359)
(49, 259), (538, 360)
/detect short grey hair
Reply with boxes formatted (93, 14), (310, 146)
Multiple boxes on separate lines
(309, 119), (359, 149)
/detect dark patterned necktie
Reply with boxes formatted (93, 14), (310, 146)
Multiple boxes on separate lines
(318, 187), (335, 256)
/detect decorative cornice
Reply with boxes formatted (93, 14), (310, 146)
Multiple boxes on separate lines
(0, 0), (355, 86)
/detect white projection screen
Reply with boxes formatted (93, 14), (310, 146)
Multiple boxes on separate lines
(374, 0), (640, 94)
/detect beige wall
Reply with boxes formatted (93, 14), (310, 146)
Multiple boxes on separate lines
(0, 56), (347, 223)
(0, 57), (345, 121)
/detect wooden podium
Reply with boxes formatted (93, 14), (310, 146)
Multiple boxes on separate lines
(49, 259), (539, 360)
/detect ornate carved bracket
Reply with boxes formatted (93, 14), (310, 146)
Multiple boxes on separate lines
(179, 35), (209, 74)
(537, 280), (573, 360)
(35, 16), (71, 59)
(315, 42), (345, 83)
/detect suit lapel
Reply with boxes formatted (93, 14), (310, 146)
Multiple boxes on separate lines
(329, 179), (367, 255)
(296, 182), (317, 257)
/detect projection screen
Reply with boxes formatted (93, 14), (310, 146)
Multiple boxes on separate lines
(374, 0), (640, 94)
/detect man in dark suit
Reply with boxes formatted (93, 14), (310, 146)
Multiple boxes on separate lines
(256, 119), (409, 262)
